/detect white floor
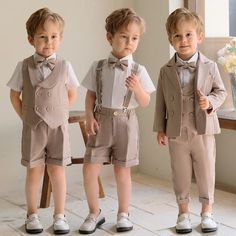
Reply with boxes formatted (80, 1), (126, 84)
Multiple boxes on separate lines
(1, 171), (236, 236)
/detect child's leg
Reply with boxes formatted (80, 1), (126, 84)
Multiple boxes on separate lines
(179, 203), (189, 215)
(114, 166), (131, 213)
(25, 165), (44, 215)
(201, 202), (212, 213)
(83, 163), (103, 216)
(47, 165), (66, 215)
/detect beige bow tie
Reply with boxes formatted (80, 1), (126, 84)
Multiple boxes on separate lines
(108, 58), (128, 71)
(37, 58), (56, 70)
(176, 62), (196, 73)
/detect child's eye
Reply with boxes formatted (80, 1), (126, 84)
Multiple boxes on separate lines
(174, 34), (180, 39)
(186, 33), (192, 37)
(52, 35), (58, 39)
(133, 37), (138, 41)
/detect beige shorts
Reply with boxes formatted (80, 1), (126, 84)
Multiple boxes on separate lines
(21, 121), (71, 168)
(84, 107), (139, 167)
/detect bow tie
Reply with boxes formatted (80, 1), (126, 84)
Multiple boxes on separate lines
(176, 62), (196, 73)
(108, 58), (128, 71)
(36, 58), (56, 70)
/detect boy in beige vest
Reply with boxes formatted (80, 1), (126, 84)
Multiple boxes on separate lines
(7, 8), (79, 234)
(153, 8), (227, 234)
(79, 8), (155, 234)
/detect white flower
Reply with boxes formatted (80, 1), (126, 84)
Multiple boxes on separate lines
(217, 38), (236, 77)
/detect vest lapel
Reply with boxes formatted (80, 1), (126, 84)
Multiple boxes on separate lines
(27, 56), (42, 87)
(38, 59), (61, 88)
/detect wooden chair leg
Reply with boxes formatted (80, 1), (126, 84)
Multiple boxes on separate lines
(40, 166), (51, 208)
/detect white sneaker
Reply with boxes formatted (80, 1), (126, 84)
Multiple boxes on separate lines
(79, 210), (105, 234)
(201, 212), (218, 233)
(175, 213), (192, 234)
(116, 212), (133, 232)
(25, 213), (43, 234)
(53, 214), (70, 234)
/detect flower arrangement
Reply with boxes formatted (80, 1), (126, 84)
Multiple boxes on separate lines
(217, 38), (236, 77)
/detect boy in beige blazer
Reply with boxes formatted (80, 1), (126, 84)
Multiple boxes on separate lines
(153, 8), (227, 234)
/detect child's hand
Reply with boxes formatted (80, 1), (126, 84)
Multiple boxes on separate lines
(157, 132), (166, 146)
(86, 117), (99, 135)
(125, 73), (141, 93)
(197, 90), (210, 110)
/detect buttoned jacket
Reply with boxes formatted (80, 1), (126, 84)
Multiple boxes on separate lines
(153, 53), (227, 137)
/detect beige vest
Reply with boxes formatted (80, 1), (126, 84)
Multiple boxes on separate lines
(22, 56), (69, 129)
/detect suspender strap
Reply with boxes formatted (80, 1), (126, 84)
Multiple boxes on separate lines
(123, 62), (139, 110)
(96, 59), (106, 108)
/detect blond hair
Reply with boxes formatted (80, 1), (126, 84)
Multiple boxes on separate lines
(26, 7), (65, 38)
(166, 8), (203, 42)
(105, 8), (145, 35)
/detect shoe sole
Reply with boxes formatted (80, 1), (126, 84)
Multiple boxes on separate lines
(79, 218), (105, 234)
(202, 227), (217, 233)
(54, 229), (70, 235)
(25, 227), (43, 234)
(176, 228), (192, 234)
(117, 226), (133, 232)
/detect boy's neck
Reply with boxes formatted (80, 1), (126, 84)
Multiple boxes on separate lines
(35, 52), (56, 59)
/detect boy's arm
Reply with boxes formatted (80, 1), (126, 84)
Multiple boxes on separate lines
(153, 69), (166, 133)
(10, 89), (22, 119)
(68, 88), (77, 105)
(206, 62), (227, 113)
(125, 74), (150, 107)
(85, 90), (99, 135)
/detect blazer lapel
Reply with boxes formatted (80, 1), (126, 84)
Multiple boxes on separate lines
(196, 52), (211, 91)
(166, 55), (181, 92)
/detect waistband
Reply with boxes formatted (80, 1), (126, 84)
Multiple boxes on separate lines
(95, 107), (136, 116)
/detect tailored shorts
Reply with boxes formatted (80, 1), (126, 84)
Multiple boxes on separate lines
(21, 121), (71, 168)
(84, 107), (139, 167)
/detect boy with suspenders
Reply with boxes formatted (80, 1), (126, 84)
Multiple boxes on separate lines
(79, 8), (155, 234)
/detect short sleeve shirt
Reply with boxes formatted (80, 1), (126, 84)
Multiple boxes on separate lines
(82, 53), (156, 109)
(7, 53), (79, 91)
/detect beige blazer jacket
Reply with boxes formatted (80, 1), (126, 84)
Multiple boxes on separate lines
(153, 52), (227, 137)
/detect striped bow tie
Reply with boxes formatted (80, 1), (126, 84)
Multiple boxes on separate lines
(36, 58), (56, 70)
(176, 62), (196, 73)
(108, 58), (128, 71)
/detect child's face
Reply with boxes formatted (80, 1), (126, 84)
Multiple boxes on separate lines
(107, 22), (141, 59)
(28, 20), (62, 58)
(170, 20), (203, 60)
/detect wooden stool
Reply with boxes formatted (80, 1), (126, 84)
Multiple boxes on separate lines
(40, 110), (105, 208)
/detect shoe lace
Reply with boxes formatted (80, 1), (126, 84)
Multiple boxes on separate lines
(26, 214), (40, 223)
(85, 215), (96, 223)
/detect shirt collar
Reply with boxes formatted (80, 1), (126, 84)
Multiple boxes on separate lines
(176, 51), (199, 64)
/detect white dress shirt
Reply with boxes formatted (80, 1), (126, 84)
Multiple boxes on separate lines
(82, 53), (156, 109)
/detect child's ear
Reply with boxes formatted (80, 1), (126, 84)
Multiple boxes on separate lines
(198, 32), (204, 44)
(106, 32), (113, 45)
(28, 36), (34, 46)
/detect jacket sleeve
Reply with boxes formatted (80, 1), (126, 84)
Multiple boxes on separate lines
(207, 62), (227, 114)
(153, 68), (167, 132)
